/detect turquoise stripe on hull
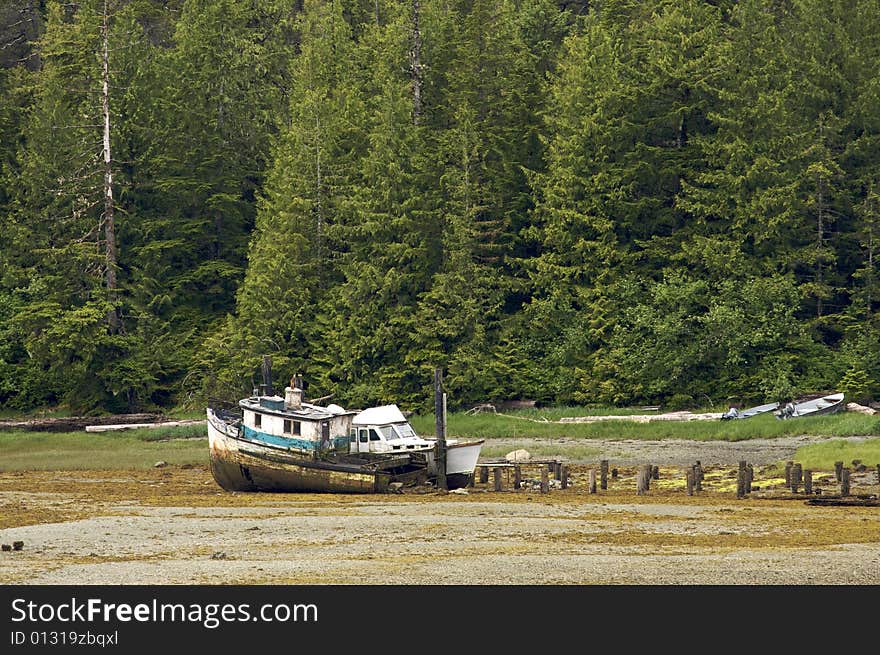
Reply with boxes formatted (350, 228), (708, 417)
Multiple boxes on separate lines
(242, 425), (317, 452)
(241, 426), (350, 453)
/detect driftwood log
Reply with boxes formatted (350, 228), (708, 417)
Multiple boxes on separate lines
(806, 496), (879, 507)
(0, 413), (165, 432)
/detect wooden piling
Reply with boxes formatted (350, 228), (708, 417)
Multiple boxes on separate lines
(514, 466), (521, 490)
(479, 466), (488, 484)
(746, 464), (754, 494)
(589, 469), (597, 494)
(541, 467), (549, 493)
(736, 460), (747, 498)
(804, 470), (813, 495)
(694, 462), (703, 492)
(840, 468), (851, 497)
(611, 467), (618, 479)
(434, 368), (447, 491)
(791, 463), (802, 493)
(834, 461), (844, 482)
(561, 465), (569, 490)
(553, 461), (562, 481)
(600, 460), (609, 490)
(784, 461), (793, 487)
(651, 465), (659, 480)
(686, 467), (694, 496)
(636, 467), (648, 496)
(493, 467), (502, 492)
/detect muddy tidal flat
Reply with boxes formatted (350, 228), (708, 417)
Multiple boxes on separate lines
(1, 462), (879, 585)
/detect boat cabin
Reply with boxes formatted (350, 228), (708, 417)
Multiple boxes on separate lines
(349, 405), (434, 455)
(239, 385), (356, 457)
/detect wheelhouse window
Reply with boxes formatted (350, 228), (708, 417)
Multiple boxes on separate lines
(350, 428), (357, 443)
(254, 413), (261, 428)
(283, 420), (302, 436)
(283, 419), (291, 434)
(293, 421), (301, 435)
(394, 423), (416, 438)
(369, 429), (380, 441)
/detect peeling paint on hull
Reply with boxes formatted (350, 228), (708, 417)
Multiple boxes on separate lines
(207, 409), (394, 493)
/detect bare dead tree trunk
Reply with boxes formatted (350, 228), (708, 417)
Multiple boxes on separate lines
(816, 169), (824, 319)
(314, 112), (322, 270)
(101, 0), (121, 334)
(409, 0), (423, 125)
(866, 182), (877, 318)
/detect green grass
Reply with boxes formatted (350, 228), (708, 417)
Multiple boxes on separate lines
(409, 409), (880, 441)
(790, 438), (880, 471)
(0, 429), (209, 471)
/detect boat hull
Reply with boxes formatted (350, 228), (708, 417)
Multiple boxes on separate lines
(208, 409), (392, 493)
(425, 440), (484, 489)
(776, 393), (845, 420)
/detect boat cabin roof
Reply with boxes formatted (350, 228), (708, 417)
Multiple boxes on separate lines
(239, 396), (356, 421)
(352, 404), (408, 426)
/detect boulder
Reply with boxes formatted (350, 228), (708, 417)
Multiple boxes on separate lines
(505, 449), (531, 463)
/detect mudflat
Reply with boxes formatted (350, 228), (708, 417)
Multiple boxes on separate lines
(1, 463), (878, 585)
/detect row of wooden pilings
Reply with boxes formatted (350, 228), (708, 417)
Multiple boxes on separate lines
(477, 460), (571, 493)
(475, 459), (872, 496)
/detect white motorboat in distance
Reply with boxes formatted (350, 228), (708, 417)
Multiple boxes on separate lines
(775, 392), (845, 419)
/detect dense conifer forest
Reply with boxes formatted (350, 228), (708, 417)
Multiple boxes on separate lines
(1, 0), (879, 413)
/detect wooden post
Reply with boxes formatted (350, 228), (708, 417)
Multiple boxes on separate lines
(804, 470), (813, 495)
(737, 460), (747, 498)
(791, 463), (802, 493)
(747, 464), (754, 494)
(434, 368), (447, 491)
(589, 469), (597, 494)
(600, 460), (609, 490)
(541, 467), (549, 493)
(553, 461), (562, 481)
(493, 467), (502, 492)
(834, 461), (843, 482)
(611, 467), (618, 479)
(637, 466), (649, 495)
(514, 466), (521, 490)
(652, 465), (659, 480)
(261, 355), (274, 395)
(479, 466), (488, 484)
(694, 462), (703, 492)
(784, 461), (793, 487)
(561, 465), (569, 490)
(686, 467), (694, 496)
(840, 468), (851, 497)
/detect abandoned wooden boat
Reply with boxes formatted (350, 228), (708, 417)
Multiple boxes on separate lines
(351, 404), (484, 489)
(775, 392), (845, 420)
(207, 384), (426, 493)
(720, 401), (780, 420)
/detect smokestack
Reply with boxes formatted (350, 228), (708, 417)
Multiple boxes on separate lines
(285, 375), (303, 410)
